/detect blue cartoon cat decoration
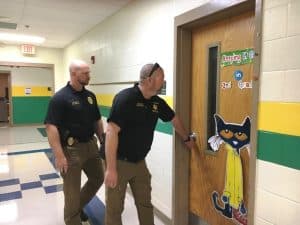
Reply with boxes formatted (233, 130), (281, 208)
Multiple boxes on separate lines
(208, 114), (251, 225)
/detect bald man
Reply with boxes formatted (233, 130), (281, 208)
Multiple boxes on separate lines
(45, 59), (104, 225)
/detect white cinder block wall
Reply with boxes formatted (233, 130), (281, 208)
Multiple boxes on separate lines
(255, 0), (300, 225)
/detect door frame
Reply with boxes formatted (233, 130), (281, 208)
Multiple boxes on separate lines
(0, 71), (11, 125)
(172, 1), (262, 225)
(0, 61), (55, 126)
(8, 72), (12, 126)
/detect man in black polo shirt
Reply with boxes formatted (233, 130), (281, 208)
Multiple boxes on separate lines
(103, 63), (195, 225)
(45, 59), (104, 225)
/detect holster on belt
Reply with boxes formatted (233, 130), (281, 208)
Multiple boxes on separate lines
(59, 128), (70, 147)
(99, 133), (106, 159)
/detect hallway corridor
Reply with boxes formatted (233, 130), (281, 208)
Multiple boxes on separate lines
(0, 125), (165, 225)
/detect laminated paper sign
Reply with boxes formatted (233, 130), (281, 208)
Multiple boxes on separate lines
(25, 87), (32, 95)
(221, 48), (254, 67)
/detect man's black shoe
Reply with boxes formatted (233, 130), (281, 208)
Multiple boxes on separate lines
(80, 210), (89, 222)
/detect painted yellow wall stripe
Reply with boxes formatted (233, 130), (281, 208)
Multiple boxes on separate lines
(160, 95), (173, 108)
(96, 94), (114, 107)
(258, 102), (300, 136)
(96, 94), (173, 109)
(12, 86), (52, 97)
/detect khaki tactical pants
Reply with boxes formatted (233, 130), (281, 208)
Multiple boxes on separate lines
(62, 137), (104, 225)
(105, 159), (154, 225)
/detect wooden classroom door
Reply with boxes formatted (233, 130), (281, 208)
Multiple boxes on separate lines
(190, 11), (254, 225)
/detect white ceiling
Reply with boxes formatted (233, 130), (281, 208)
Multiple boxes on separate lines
(0, 0), (131, 48)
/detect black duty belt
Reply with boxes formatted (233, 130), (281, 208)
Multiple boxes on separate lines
(99, 151), (142, 163)
(117, 155), (142, 163)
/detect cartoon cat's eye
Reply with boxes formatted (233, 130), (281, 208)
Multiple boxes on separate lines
(220, 129), (233, 139)
(234, 132), (248, 141)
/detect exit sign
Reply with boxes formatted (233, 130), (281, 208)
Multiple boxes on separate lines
(21, 44), (36, 55)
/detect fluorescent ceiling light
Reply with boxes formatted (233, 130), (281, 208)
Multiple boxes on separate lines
(0, 32), (45, 44)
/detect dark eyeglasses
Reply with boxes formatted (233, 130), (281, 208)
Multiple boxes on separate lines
(148, 63), (160, 77)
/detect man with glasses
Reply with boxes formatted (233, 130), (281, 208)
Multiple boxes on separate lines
(101, 63), (195, 225)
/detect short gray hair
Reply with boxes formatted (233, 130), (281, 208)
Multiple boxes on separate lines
(69, 59), (88, 73)
(139, 63), (154, 81)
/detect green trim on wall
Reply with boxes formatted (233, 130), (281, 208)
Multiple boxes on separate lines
(99, 105), (173, 135)
(257, 131), (300, 170)
(12, 97), (50, 124)
(100, 105), (111, 118)
(156, 119), (173, 135)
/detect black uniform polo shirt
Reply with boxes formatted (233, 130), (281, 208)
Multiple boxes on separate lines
(44, 82), (101, 142)
(108, 83), (175, 162)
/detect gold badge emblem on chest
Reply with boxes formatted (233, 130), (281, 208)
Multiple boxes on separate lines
(67, 137), (75, 146)
(87, 96), (93, 104)
(152, 103), (159, 113)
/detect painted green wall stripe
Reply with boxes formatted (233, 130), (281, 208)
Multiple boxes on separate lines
(100, 105), (111, 118)
(99, 105), (173, 135)
(156, 119), (173, 135)
(12, 97), (50, 124)
(257, 131), (300, 170)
